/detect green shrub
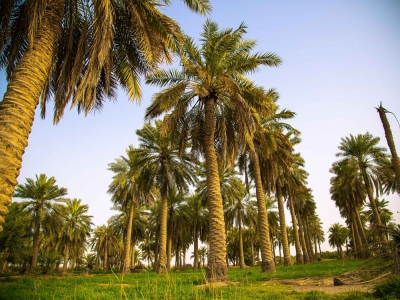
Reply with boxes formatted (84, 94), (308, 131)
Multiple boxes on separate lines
(373, 276), (400, 299)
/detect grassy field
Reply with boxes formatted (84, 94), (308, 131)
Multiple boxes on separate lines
(0, 259), (397, 300)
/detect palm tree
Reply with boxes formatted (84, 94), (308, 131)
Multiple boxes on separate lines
(108, 146), (154, 273)
(330, 157), (369, 258)
(362, 198), (394, 241)
(145, 21), (281, 280)
(165, 187), (189, 271)
(376, 103), (400, 191)
(0, 202), (32, 273)
(54, 199), (92, 274)
(198, 246), (208, 268)
(328, 223), (349, 258)
(134, 121), (196, 274)
(13, 174), (67, 274)
(224, 188), (257, 268)
(186, 193), (208, 270)
(335, 133), (392, 243)
(0, 0), (211, 232)
(90, 223), (119, 271)
(108, 204), (148, 269)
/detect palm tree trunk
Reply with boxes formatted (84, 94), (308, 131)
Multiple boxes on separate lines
(153, 232), (159, 272)
(204, 96), (228, 282)
(157, 179), (168, 274)
(297, 215), (310, 263)
(104, 241), (108, 270)
(250, 240), (255, 266)
(62, 242), (69, 274)
(123, 199), (135, 274)
(362, 174), (387, 243)
(289, 194), (303, 264)
(193, 224), (199, 271)
(0, 0), (66, 231)
(130, 241), (136, 268)
(29, 207), (43, 274)
(304, 219), (315, 261)
(314, 235), (318, 258)
(376, 104), (400, 190)
(276, 182), (292, 266)
(354, 209), (369, 257)
(238, 214), (245, 268)
(95, 252), (100, 271)
(249, 149), (275, 272)
(167, 219), (173, 272)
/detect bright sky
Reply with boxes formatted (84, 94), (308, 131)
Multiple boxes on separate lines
(1, 0), (399, 252)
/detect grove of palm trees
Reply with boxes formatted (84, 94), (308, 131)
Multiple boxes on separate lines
(0, 0), (399, 298)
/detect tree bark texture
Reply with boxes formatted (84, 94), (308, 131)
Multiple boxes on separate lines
(249, 149), (276, 272)
(204, 97), (228, 282)
(123, 199), (135, 274)
(276, 182), (292, 266)
(376, 105), (400, 191)
(157, 179), (168, 274)
(297, 215), (310, 263)
(289, 194), (303, 264)
(0, 0), (66, 231)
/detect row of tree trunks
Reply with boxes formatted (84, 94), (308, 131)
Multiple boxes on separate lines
(250, 149), (276, 272)
(288, 194), (304, 264)
(275, 182), (292, 266)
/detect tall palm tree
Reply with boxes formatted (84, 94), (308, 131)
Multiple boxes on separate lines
(108, 204), (148, 270)
(145, 21), (281, 280)
(13, 174), (67, 274)
(328, 223), (348, 258)
(330, 157), (369, 258)
(134, 121), (196, 274)
(54, 198), (92, 274)
(0, 0), (211, 232)
(376, 103), (400, 191)
(335, 133), (392, 243)
(108, 146), (154, 273)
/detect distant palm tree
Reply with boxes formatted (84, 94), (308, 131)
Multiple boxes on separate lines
(362, 198), (393, 241)
(134, 121), (196, 274)
(0, 202), (32, 273)
(90, 223), (118, 270)
(328, 223), (348, 258)
(108, 146), (154, 273)
(335, 133), (392, 243)
(186, 193), (208, 270)
(108, 204), (148, 269)
(55, 199), (92, 274)
(14, 174), (67, 274)
(0, 0), (211, 232)
(224, 189), (257, 268)
(198, 246), (208, 268)
(145, 20), (281, 281)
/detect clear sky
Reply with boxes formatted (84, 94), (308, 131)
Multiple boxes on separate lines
(1, 0), (399, 252)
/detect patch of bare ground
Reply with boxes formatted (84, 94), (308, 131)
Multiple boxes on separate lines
(196, 281), (240, 289)
(264, 271), (391, 295)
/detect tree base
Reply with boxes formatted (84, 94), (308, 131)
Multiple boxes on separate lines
(157, 264), (167, 274)
(260, 260), (275, 272)
(206, 261), (228, 282)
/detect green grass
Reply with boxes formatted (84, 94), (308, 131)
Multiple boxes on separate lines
(0, 259), (384, 300)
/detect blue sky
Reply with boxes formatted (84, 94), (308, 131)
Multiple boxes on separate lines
(1, 0), (399, 251)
